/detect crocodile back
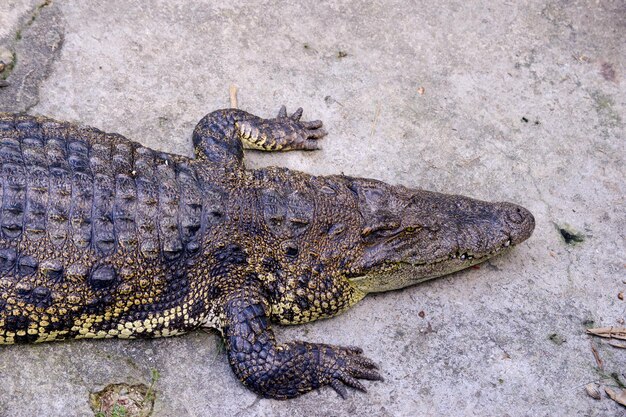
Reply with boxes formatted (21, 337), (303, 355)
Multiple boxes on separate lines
(0, 113), (209, 343)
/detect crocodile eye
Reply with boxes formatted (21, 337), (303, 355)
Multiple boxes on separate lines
(360, 220), (401, 238)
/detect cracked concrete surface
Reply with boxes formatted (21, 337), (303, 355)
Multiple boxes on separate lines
(0, 1), (624, 416)
(0, 0), (64, 112)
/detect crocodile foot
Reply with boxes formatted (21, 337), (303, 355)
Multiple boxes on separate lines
(236, 105), (327, 151)
(229, 340), (383, 399)
(225, 294), (383, 399)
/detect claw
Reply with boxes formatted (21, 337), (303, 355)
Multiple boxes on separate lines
(277, 105), (287, 118)
(308, 128), (327, 139)
(303, 120), (323, 129)
(350, 366), (384, 381)
(339, 373), (367, 393)
(352, 355), (379, 369)
(344, 345), (364, 354)
(303, 139), (321, 150)
(291, 107), (304, 121)
(331, 379), (348, 399)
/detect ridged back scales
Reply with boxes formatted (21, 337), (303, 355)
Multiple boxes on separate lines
(0, 113), (212, 341)
(0, 113), (206, 258)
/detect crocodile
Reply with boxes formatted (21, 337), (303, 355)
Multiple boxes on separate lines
(0, 106), (534, 399)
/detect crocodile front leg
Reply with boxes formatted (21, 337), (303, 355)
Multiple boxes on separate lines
(192, 107), (326, 170)
(237, 106), (327, 151)
(223, 288), (382, 399)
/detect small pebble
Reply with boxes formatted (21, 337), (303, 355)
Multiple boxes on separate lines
(0, 47), (12, 66)
(585, 383), (601, 400)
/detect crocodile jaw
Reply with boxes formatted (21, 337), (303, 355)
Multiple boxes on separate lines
(347, 247), (513, 293)
(342, 180), (535, 293)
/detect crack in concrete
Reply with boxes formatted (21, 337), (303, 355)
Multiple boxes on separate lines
(0, 0), (64, 112)
(522, 164), (582, 290)
(18, 0), (54, 39)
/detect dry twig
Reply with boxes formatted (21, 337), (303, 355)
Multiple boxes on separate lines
(229, 84), (238, 108)
(587, 327), (626, 341)
(590, 342), (604, 370)
(605, 387), (626, 407)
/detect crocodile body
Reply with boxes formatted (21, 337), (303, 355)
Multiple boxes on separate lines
(0, 107), (534, 399)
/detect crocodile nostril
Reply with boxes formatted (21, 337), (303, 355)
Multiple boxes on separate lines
(507, 207), (525, 224)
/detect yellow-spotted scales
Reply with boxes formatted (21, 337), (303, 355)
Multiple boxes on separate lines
(0, 106), (534, 399)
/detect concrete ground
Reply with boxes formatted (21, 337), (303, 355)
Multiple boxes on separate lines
(0, 0), (624, 416)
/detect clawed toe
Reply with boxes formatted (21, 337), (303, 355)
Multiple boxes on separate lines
(350, 366), (384, 381)
(303, 120), (323, 130)
(352, 354), (379, 370)
(338, 372), (367, 393)
(275, 105), (304, 121)
(344, 345), (364, 354)
(277, 105), (288, 118)
(290, 107), (303, 121)
(327, 345), (383, 398)
(308, 128), (327, 139)
(346, 350), (383, 382)
(330, 379), (349, 398)
(303, 139), (321, 150)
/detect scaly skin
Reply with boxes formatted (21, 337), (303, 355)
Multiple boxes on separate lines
(0, 106), (534, 399)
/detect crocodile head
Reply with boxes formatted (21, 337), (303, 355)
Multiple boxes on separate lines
(338, 177), (535, 293)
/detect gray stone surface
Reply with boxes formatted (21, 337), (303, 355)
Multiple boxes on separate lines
(0, 0), (64, 111)
(0, 0), (624, 416)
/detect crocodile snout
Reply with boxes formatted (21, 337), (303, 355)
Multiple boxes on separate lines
(500, 202), (535, 245)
